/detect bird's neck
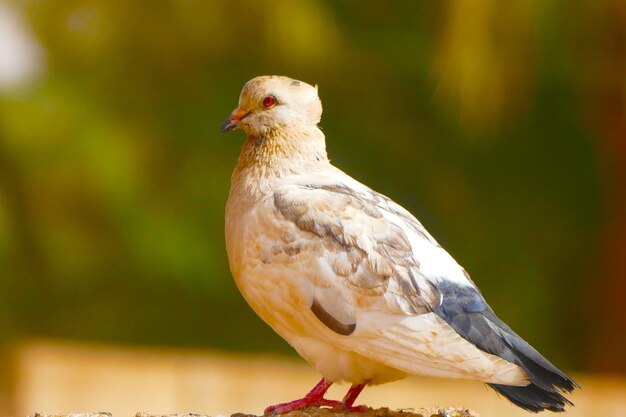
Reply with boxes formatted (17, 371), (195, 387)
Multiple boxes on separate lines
(230, 125), (329, 201)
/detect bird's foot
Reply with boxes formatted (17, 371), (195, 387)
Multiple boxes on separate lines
(265, 378), (337, 415)
(264, 398), (340, 414)
(265, 399), (368, 415)
(264, 378), (370, 415)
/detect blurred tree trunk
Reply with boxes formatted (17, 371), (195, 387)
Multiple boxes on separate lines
(582, 0), (626, 373)
(0, 130), (45, 274)
(0, 122), (50, 332)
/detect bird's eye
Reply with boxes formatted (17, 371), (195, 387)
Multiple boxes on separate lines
(262, 95), (276, 108)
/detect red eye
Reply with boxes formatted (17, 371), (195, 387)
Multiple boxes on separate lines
(262, 95), (276, 108)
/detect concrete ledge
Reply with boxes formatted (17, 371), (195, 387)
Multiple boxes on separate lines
(29, 407), (478, 417)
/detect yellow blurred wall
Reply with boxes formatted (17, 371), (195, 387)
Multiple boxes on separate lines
(5, 340), (626, 417)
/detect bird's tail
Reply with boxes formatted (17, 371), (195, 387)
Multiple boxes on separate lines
(488, 329), (579, 413)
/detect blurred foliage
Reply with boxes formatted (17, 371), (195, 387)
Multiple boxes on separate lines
(0, 0), (624, 373)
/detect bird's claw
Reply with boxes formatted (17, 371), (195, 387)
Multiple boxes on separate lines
(339, 404), (369, 412)
(264, 399), (368, 415)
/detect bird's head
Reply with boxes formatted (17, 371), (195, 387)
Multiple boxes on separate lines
(220, 76), (322, 137)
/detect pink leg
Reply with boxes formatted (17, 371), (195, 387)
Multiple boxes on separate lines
(340, 382), (369, 411)
(342, 382), (367, 407)
(264, 378), (342, 415)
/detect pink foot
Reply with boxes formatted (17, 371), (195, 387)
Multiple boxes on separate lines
(264, 379), (370, 415)
(265, 378), (337, 415)
(265, 398), (343, 415)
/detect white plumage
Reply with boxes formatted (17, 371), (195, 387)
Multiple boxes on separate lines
(221, 76), (576, 414)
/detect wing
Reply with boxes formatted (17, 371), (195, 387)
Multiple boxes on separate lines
(272, 175), (442, 319)
(270, 171), (576, 410)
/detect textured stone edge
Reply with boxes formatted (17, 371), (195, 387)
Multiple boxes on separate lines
(28, 407), (478, 417)
(30, 414), (113, 417)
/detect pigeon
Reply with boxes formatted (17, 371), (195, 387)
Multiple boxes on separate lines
(221, 76), (577, 414)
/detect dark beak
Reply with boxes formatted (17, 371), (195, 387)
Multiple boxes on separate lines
(220, 117), (237, 133)
(220, 108), (250, 133)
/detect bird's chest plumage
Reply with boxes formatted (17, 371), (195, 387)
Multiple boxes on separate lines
(226, 200), (314, 333)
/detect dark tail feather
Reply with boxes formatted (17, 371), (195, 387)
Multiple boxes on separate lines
(489, 383), (573, 413)
(433, 283), (578, 412)
(489, 329), (579, 413)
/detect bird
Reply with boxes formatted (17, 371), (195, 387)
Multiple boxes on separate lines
(221, 75), (578, 414)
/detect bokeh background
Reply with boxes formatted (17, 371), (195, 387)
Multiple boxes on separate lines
(0, 0), (625, 415)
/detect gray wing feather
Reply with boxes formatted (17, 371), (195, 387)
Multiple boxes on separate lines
(273, 182), (439, 317)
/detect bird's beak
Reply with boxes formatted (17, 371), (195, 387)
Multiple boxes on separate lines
(220, 107), (250, 133)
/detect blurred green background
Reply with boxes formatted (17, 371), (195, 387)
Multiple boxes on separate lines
(0, 0), (624, 376)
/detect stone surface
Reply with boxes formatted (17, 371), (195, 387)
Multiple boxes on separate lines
(29, 408), (478, 417)
(265, 407), (478, 417)
(30, 414), (112, 417)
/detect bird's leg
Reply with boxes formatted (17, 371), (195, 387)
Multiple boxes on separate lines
(264, 378), (341, 415)
(339, 382), (369, 412)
